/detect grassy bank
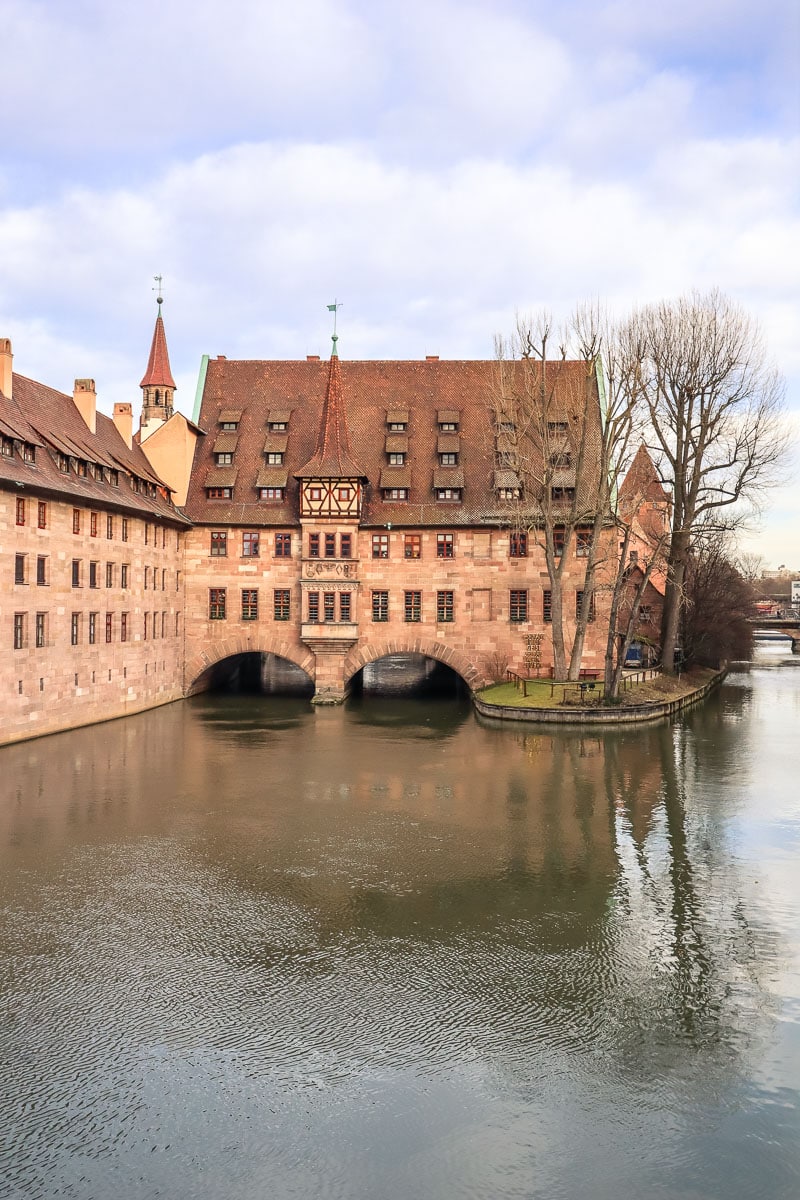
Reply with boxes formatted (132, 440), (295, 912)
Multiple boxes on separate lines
(476, 668), (718, 710)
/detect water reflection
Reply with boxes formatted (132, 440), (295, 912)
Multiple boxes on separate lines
(0, 658), (798, 1200)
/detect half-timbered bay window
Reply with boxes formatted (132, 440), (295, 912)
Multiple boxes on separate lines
(274, 589), (290, 621)
(275, 532), (292, 557)
(404, 534), (421, 559)
(404, 591), (422, 622)
(242, 589), (259, 621)
(372, 533), (389, 559)
(510, 589), (528, 623)
(436, 533), (454, 559)
(372, 591), (389, 622)
(242, 530), (260, 558)
(437, 591), (454, 622)
(509, 531), (527, 557)
(209, 588), (227, 619)
(210, 531), (228, 556)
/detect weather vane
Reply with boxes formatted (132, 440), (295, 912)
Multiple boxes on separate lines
(153, 275), (164, 306)
(326, 299), (342, 337)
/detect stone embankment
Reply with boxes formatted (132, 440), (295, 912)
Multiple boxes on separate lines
(473, 668), (726, 726)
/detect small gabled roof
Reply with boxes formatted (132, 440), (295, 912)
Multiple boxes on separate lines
(294, 340), (367, 482)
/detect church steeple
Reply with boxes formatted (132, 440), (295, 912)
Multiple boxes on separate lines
(140, 292), (176, 434)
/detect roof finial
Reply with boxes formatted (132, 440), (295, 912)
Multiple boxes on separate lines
(326, 299), (342, 355)
(153, 274), (164, 306)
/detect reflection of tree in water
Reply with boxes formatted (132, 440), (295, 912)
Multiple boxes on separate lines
(603, 696), (775, 1070)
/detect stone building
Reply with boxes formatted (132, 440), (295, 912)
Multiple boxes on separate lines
(2, 308), (657, 745)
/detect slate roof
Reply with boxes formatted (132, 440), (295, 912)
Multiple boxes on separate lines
(184, 355), (601, 528)
(0, 373), (189, 524)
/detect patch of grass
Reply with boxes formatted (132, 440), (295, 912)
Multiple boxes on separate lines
(476, 668), (716, 711)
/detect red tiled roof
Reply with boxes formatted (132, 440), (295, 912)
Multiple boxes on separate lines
(139, 311), (177, 390)
(1, 374), (189, 524)
(183, 355), (601, 527)
(295, 348), (367, 481)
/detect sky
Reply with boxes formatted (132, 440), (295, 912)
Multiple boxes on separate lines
(1, 0), (798, 568)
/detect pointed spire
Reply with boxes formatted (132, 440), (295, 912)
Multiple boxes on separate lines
(140, 295), (176, 432)
(295, 341), (367, 480)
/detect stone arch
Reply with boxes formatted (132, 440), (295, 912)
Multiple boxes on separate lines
(185, 634), (316, 695)
(344, 637), (486, 692)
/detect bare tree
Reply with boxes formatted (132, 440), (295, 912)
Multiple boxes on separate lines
(735, 551), (765, 584)
(628, 290), (788, 674)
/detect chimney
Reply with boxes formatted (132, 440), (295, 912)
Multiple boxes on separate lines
(73, 378), (97, 434)
(113, 402), (133, 449)
(0, 337), (12, 399)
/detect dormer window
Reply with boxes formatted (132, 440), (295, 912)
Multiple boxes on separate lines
(547, 420), (568, 434)
(75, 459), (87, 477)
(436, 487), (461, 502)
(207, 486), (233, 499)
(0, 435), (12, 457)
(439, 452), (458, 466)
(439, 421), (458, 433)
(498, 487), (520, 500)
(266, 451), (284, 465)
(386, 408), (409, 432)
(551, 486), (575, 504)
(388, 421), (406, 432)
(549, 451), (572, 468)
(221, 421), (238, 431)
(269, 420), (287, 432)
(383, 487), (408, 501)
(388, 452), (405, 466)
(216, 452), (233, 466)
(497, 420), (515, 433)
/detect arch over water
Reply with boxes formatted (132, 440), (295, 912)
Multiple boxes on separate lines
(344, 638), (486, 692)
(185, 636), (315, 695)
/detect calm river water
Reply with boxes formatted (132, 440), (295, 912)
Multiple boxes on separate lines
(1, 648), (798, 1200)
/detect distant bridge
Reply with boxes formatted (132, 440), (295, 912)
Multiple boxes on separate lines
(750, 616), (800, 652)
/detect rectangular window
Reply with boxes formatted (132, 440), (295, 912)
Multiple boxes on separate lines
(216, 452), (233, 465)
(339, 592), (352, 622)
(90, 512), (98, 537)
(15, 553), (25, 584)
(383, 488), (408, 501)
(553, 526), (565, 557)
(309, 487), (323, 501)
(439, 452), (458, 466)
(266, 451), (283, 465)
(209, 588), (227, 619)
(324, 532), (336, 558)
(404, 534), (421, 560)
(372, 591), (389, 622)
(121, 563), (129, 589)
(121, 612), (128, 642)
(323, 592), (335, 622)
(13, 613), (25, 650)
(436, 533), (454, 559)
(143, 612), (148, 641)
(404, 590), (422, 622)
(144, 524), (149, 545)
(547, 420), (568, 434)
(72, 508), (81, 534)
(307, 591), (319, 622)
(162, 569), (166, 591)
(161, 611), (167, 639)
(105, 562), (113, 588)
(105, 613), (113, 643)
(273, 589), (290, 621)
(551, 487), (575, 504)
(510, 589), (528, 623)
(543, 590), (552, 623)
(210, 530), (228, 556)
(242, 589), (259, 621)
(89, 561), (98, 589)
(340, 533), (352, 559)
(388, 452), (405, 466)
(435, 488), (461, 502)
(509, 531), (527, 558)
(35, 612), (46, 648)
(337, 487), (352, 502)
(207, 487), (233, 499)
(38, 502), (47, 529)
(437, 591), (454, 623)
(259, 487), (285, 501)
(36, 556), (47, 586)
(576, 527), (592, 557)
(439, 421), (458, 432)
(106, 514), (114, 539)
(15, 497), (25, 526)
(275, 532), (292, 557)
(372, 533), (389, 559)
(71, 559), (81, 588)
(71, 612), (80, 646)
(309, 533), (320, 558)
(88, 612), (97, 644)
(144, 566), (149, 590)
(242, 530), (260, 558)
(639, 604), (652, 623)
(576, 590), (596, 622)
(122, 518), (128, 542)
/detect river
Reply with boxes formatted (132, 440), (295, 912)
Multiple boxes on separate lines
(0, 648), (798, 1199)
